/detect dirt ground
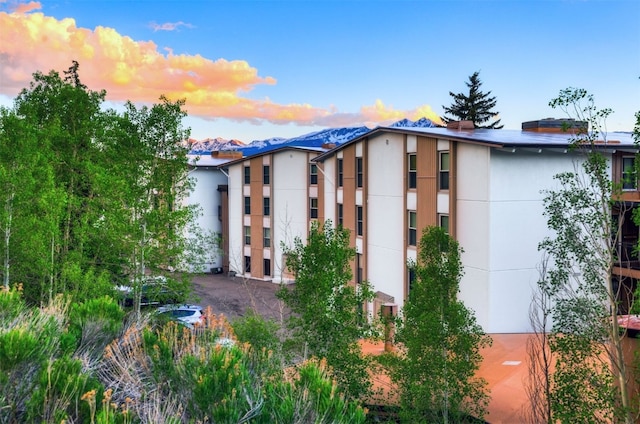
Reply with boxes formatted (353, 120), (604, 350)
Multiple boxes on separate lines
(189, 273), (288, 323)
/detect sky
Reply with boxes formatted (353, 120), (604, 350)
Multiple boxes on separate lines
(0, 0), (639, 143)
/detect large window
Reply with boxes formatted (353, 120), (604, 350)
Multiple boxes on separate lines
(337, 203), (343, 226)
(244, 196), (251, 215)
(263, 197), (270, 216)
(439, 152), (450, 190)
(337, 158), (343, 187)
(244, 165), (250, 185)
(408, 153), (417, 189)
(310, 198), (318, 219)
(310, 164), (318, 185)
(263, 227), (271, 248)
(356, 157), (363, 188)
(408, 211), (417, 246)
(622, 157), (637, 190)
(244, 226), (251, 245)
(356, 206), (363, 236)
(263, 165), (270, 185)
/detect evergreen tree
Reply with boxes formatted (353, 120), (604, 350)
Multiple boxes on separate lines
(442, 71), (503, 129)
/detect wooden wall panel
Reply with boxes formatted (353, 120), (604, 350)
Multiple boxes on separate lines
(416, 136), (437, 232)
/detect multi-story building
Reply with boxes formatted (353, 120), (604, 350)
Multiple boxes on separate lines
(218, 146), (329, 282)
(216, 120), (637, 333)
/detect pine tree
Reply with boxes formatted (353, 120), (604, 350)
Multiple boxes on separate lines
(442, 71), (503, 129)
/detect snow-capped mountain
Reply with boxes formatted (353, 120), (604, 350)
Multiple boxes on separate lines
(188, 118), (439, 155)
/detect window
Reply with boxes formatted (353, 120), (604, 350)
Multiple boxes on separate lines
(337, 158), (343, 187)
(356, 206), (363, 236)
(310, 198), (318, 219)
(622, 157), (637, 190)
(244, 256), (251, 273)
(337, 203), (343, 226)
(263, 165), (270, 185)
(439, 152), (450, 190)
(263, 197), (270, 216)
(264, 258), (271, 276)
(310, 164), (318, 185)
(408, 211), (417, 246)
(356, 157), (363, 188)
(439, 214), (450, 234)
(263, 227), (271, 248)
(356, 253), (363, 283)
(408, 267), (416, 294)
(244, 226), (251, 245)
(244, 196), (251, 215)
(244, 165), (250, 184)
(408, 153), (417, 189)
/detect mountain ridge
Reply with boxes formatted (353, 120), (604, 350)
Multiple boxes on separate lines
(187, 117), (440, 156)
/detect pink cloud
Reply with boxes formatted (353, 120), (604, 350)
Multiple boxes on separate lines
(0, 6), (442, 128)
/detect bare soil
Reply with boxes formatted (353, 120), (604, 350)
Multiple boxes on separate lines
(189, 273), (287, 322)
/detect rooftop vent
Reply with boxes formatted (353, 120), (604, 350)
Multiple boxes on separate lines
(522, 118), (588, 133)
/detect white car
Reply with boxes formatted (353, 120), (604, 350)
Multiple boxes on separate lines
(155, 304), (205, 328)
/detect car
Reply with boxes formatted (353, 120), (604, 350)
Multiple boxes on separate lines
(116, 276), (180, 307)
(155, 304), (205, 329)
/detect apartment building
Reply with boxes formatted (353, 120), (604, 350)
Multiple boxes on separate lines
(218, 146), (328, 282)
(213, 121), (636, 333)
(312, 121), (636, 333)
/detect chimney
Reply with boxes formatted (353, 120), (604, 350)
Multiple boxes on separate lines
(446, 120), (475, 130)
(212, 150), (243, 159)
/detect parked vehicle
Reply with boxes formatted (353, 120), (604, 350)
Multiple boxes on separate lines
(116, 276), (181, 307)
(155, 304), (205, 328)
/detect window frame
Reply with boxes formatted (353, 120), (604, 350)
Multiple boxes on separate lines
(622, 156), (637, 190)
(244, 196), (251, 215)
(356, 157), (363, 188)
(408, 211), (417, 246)
(337, 203), (343, 226)
(439, 214), (450, 235)
(263, 197), (270, 216)
(408, 153), (417, 189)
(263, 165), (270, 185)
(310, 163), (318, 185)
(263, 227), (271, 248)
(264, 258), (271, 276)
(337, 158), (344, 187)
(310, 197), (319, 219)
(439, 151), (450, 191)
(356, 206), (363, 236)
(244, 256), (251, 273)
(244, 165), (251, 185)
(244, 226), (251, 245)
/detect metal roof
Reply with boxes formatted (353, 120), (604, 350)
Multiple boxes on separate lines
(313, 126), (637, 161)
(215, 145), (330, 169)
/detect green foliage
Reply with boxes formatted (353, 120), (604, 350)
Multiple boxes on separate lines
(392, 226), (491, 422)
(277, 220), (376, 400)
(0, 62), (212, 307)
(536, 88), (638, 423)
(441, 71), (503, 129)
(232, 308), (281, 354)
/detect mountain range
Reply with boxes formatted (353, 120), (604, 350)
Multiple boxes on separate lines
(186, 117), (439, 156)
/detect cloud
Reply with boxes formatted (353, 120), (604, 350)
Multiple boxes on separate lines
(0, 5), (442, 128)
(1, 0), (41, 14)
(149, 21), (194, 32)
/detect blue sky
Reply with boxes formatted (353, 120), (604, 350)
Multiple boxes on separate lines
(1, 0), (638, 142)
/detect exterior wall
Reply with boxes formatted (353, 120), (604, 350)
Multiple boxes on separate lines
(271, 150), (316, 282)
(457, 147), (598, 332)
(227, 165), (244, 275)
(183, 166), (227, 272)
(367, 133), (406, 311)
